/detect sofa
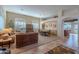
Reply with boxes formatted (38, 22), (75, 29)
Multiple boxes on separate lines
(0, 31), (15, 48)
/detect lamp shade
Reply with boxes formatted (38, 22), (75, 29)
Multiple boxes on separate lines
(3, 28), (12, 33)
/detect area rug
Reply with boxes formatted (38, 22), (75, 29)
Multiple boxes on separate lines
(46, 45), (75, 54)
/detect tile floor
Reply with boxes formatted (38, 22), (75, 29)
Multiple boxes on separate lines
(11, 33), (79, 54)
(11, 34), (58, 54)
(64, 33), (79, 51)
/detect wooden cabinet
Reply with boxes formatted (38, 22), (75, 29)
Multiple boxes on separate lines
(26, 24), (33, 32)
(16, 32), (38, 48)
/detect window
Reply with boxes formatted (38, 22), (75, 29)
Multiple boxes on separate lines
(15, 18), (26, 32)
(32, 23), (39, 32)
(64, 23), (71, 30)
(74, 24), (78, 34)
(0, 16), (4, 31)
(32, 23), (39, 29)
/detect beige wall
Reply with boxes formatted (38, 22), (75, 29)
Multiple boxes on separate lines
(6, 11), (40, 24)
(6, 11), (40, 31)
(41, 18), (57, 31)
(42, 21), (57, 31)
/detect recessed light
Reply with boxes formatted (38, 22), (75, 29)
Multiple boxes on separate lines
(20, 8), (24, 11)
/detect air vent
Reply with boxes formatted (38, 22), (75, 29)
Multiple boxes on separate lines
(53, 16), (58, 18)
(64, 19), (78, 22)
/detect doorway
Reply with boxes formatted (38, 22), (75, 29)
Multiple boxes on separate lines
(63, 19), (78, 49)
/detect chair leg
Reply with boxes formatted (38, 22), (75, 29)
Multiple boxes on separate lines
(2, 42), (3, 48)
(9, 41), (10, 48)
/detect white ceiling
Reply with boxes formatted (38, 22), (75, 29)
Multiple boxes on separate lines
(2, 5), (79, 18)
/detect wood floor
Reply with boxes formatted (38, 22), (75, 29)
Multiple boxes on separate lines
(11, 34), (79, 54)
(64, 33), (79, 51)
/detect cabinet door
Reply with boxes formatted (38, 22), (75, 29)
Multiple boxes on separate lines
(16, 35), (24, 48)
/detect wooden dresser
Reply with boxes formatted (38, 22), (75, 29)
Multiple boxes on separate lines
(16, 32), (38, 48)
